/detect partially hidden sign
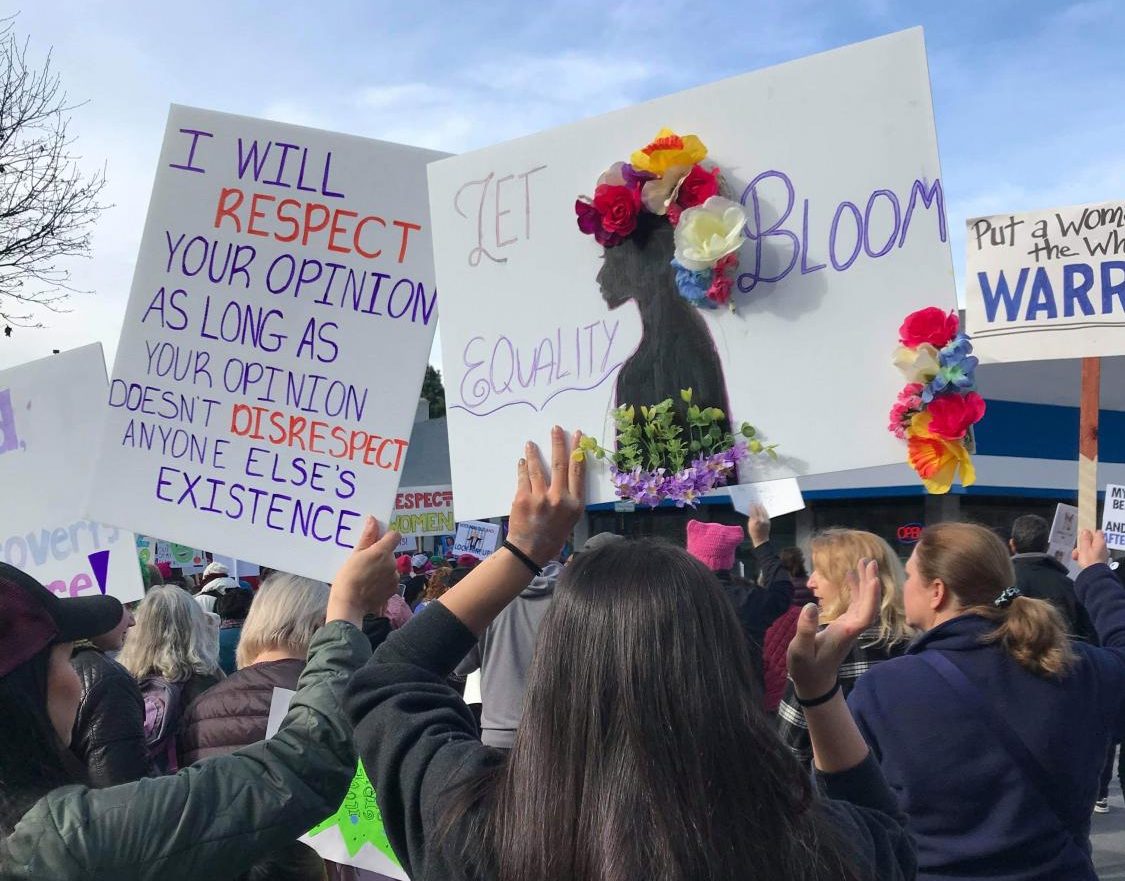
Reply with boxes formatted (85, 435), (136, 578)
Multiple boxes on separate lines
(426, 28), (955, 520)
(267, 687), (407, 880)
(966, 199), (1125, 363)
(389, 484), (455, 537)
(1, 346), (143, 603)
(1102, 485), (1125, 551)
(88, 106), (445, 583)
(452, 520), (501, 559)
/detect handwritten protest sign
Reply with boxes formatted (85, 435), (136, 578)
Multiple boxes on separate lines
(966, 200), (1125, 363)
(1, 346), (143, 603)
(88, 106), (445, 582)
(389, 484), (455, 537)
(267, 687), (408, 879)
(727, 478), (805, 518)
(426, 28), (954, 519)
(452, 520), (501, 559)
(1102, 485), (1125, 551)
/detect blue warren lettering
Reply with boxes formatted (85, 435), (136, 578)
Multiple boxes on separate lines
(978, 261), (1125, 322)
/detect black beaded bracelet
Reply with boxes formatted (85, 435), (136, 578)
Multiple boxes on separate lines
(794, 680), (841, 708)
(502, 540), (543, 577)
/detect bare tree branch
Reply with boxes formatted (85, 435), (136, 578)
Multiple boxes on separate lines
(0, 15), (108, 333)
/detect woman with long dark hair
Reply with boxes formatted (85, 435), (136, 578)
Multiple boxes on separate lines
(0, 516), (397, 879)
(347, 427), (916, 881)
(849, 524), (1125, 880)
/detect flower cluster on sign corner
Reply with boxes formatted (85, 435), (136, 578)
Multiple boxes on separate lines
(574, 128), (746, 310)
(573, 388), (777, 507)
(889, 307), (986, 494)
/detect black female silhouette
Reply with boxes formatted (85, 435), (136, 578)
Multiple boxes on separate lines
(596, 213), (732, 437)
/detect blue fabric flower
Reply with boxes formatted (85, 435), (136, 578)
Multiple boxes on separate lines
(671, 259), (715, 308)
(923, 334), (979, 403)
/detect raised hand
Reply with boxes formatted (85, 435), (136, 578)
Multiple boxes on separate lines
(787, 558), (881, 700)
(326, 516), (402, 627)
(505, 426), (587, 566)
(1073, 529), (1110, 571)
(747, 503), (770, 548)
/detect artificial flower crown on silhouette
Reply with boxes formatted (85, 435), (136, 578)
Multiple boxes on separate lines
(575, 128), (747, 310)
(888, 307), (986, 494)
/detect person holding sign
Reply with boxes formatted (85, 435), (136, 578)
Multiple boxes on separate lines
(848, 526), (1125, 880)
(346, 427), (916, 881)
(0, 516), (398, 880)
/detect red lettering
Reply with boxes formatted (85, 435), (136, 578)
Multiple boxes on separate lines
(276, 198), (301, 242)
(302, 203), (331, 246)
(354, 215), (385, 259)
(214, 187), (244, 232)
(393, 219), (422, 263)
(247, 193), (275, 237)
(328, 209), (358, 254)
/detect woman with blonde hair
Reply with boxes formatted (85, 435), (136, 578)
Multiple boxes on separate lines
(777, 529), (914, 765)
(414, 566), (453, 612)
(850, 524), (1125, 880)
(118, 586), (223, 772)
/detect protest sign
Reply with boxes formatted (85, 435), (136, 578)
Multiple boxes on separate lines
(394, 534), (416, 553)
(426, 28), (955, 520)
(452, 520), (501, 559)
(966, 200), (1125, 363)
(267, 688), (408, 880)
(169, 542), (207, 573)
(389, 484), (455, 537)
(0, 346), (143, 603)
(1102, 485), (1125, 550)
(88, 106), (445, 583)
(727, 478), (805, 518)
(1047, 503), (1080, 574)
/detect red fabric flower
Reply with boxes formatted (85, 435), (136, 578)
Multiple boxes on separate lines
(926, 392), (986, 440)
(593, 184), (640, 236)
(899, 307), (960, 349)
(677, 164), (721, 210)
(707, 273), (733, 306)
(575, 198), (623, 247)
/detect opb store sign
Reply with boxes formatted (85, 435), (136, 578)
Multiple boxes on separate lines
(896, 522), (923, 545)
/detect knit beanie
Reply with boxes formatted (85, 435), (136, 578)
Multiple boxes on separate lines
(685, 520), (744, 572)
(395, 555), (412, 576)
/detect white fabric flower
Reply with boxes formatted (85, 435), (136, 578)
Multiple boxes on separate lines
(673, 196), (746, 271)
(640, 165), (690, 215)
(893, 344), (941, 383)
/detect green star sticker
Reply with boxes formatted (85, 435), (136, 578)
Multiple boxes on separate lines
(308, 761), (401, 864)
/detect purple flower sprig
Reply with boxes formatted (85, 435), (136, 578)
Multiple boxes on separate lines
(610, 443), (747, 508)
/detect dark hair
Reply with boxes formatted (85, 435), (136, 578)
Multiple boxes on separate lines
(447, 567), (474, 588)
(1010, 514), (1050, 554)
(0, 648), (79, 834)
(442, 539), (858, 881)
(234, 842), (326, 881)
(779, 546), (808, 578)
(215, 589), (253, 622)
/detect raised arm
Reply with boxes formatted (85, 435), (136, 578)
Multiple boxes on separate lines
(1073, 530), (1125, 653)
(3, 517), (397, 881)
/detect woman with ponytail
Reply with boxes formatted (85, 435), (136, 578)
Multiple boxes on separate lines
(850, 523), (1125, 881)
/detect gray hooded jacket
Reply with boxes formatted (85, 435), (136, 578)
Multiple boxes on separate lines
(455, 561), (561, 748)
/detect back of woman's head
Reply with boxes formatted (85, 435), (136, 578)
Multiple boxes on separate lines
(215, 588), (253, 622)
(234, 842), (326, 881)
(118, 585), (219, 682)
(810, 529), (912, 646)
(780, 546), (808, 578)
(421, 566), (453, 602)
(916, 522), (1074, 677)
(468, 538), (857, 881)
(235, 574), (329, 669)
(0, 650), (78, 833)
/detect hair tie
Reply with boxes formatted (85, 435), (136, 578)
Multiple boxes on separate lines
(994, 586), (1022, 608)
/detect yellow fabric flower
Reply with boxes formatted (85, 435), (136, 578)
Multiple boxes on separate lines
(631, 128), (708, 175)
(673, 196), (746, 271)
(893, 344), (940, 384)
(906, 411), (976, 494)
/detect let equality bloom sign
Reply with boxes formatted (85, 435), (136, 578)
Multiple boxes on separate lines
(0, 346), (143, 603)
(89, 106), (446, 582)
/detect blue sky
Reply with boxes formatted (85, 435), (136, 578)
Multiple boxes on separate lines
(4, 0), (1123, 369)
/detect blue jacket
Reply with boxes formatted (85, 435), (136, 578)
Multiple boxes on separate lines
(849, 563), (1125, 881)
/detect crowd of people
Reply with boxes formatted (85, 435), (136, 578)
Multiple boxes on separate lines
(1, 427), (1123, 880)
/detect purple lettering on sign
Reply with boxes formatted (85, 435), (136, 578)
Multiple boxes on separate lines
(169, 128), (213, 174)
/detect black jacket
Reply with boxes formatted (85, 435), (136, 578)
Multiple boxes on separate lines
(1012, 553), (1097, 642)
(716, 541), (794, 693)
(345, 603), (915, 881)
(70, 644), (150, 787)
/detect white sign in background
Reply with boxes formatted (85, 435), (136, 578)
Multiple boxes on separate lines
(427, 28), (955, 520)
(0, 346), (143, 603)
(726, 478), (805, 518)
(1102, 485), (1125, 551)
(88, 106), (445, 583)
(966, 200), (1125, 364)
(452, 520), (501, 559)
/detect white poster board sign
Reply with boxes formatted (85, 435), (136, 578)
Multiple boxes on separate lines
(0, 347), (143, 603)
(427, 28), (954, 520)
(966, 200), (1125, 363)
(266, 688), (408, 880)
(1102, 486), (1125, 551)
(452, 520), (501, 559)
(88, 105), (445, 583)
(1047, 503), (1081, 575)
(389, 485), (455, 537)
(726, 478), (805, 518)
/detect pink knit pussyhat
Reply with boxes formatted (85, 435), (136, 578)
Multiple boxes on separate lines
(685, 520), (744, 572)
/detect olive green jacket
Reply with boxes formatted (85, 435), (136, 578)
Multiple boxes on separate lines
(1, 621), (370, 880)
